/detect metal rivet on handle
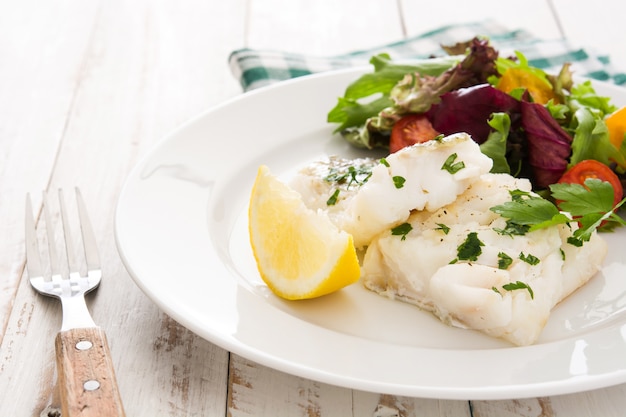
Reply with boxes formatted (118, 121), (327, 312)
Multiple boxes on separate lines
(76, 340), (93, 350)
(83, 380), (100, 391)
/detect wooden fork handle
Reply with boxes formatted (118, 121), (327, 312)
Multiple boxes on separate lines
(55, 327), (126, 417)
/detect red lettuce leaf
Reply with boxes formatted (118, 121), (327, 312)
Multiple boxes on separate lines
(426, 84), (520, 143)
(520, 101), (573, 188)
(424, 84), (574, 189)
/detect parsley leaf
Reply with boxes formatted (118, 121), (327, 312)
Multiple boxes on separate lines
(519, 252), (540, 265)
(456, 232), (484, 261)
(550, 179), (614, 217)
(392, 175), (406, 189)
(528, 213), (573, 231)
(502, 281), (534, 299)
(497, 252), (513, 269)
(391, 223), (413, 240)
(493, 220), (531, 237)
(490, 190), (571, 234)
(435, 223), (450, 234)
(568, 212), (611, 246)
(550, 178), (626, 242)
(441, 153), (466, 174)
(490, 191), (560, 225)
(326, 189), (340, 206)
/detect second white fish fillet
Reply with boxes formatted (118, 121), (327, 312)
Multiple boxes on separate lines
(361, 173), (607, 346)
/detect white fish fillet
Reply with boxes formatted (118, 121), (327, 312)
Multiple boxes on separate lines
(290, 155), (378, 226)
(290, 133), (608, 346)
(345, 133), (493, 248)
(362, 173), (607, 346)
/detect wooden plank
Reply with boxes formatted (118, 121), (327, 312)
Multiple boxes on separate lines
(473, 385), (626, 417)
(400, 0), (561, 39)
(0, 0), (101, 342)
(245, 0), (404, 55)
(228, 355), (354, 417)
(229, 355), (471, 417)
(0, 0), (245, 415)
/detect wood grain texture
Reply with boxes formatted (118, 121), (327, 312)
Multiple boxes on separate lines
(55, 327), (125, 417)
(0, 0), (102, 342)
(400, 0), (562, 39)
(0, 0), (241, 415)
(229, 355), (472, 417)
(245, 0), (404, 55)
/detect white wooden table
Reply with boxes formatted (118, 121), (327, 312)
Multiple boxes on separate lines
(1, 1), (625, 415)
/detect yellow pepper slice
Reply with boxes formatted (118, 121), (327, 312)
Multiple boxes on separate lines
(496, 67), (558, 105)
(606, 105), (626, 150)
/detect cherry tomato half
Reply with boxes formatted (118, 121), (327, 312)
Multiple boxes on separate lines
(389, 114), (441, 153)
(557, 159), (624, 207)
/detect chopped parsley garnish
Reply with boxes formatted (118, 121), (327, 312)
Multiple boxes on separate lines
(519, 252), (540, 265)
(326, 189), (340, 206)
(567, 236), (583, 247)
(502, 281), (534, 299)
(435, 223), (450, 234)
(441, 153), (465, 174)
(380, 158), (390, 167)
(391, 223), (413, 240)
(455, 232), (484, 262)
(392, 175), (406, 189)
(497, 252), (513, 269)
(493, 220), (531, 237)
(324, 164), (373, 189)
(509, 189), (532, 202)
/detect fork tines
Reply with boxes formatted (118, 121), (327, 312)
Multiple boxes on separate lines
(25, 188), (101, 289)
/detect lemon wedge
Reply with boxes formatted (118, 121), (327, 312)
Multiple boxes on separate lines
(248, 165), (360, 300)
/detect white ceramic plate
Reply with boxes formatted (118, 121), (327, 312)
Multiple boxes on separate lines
(115, 67), (626, 400)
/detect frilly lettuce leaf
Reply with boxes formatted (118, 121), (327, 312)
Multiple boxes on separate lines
(327, 38), (500, 149)
(327, 54), (459, 133)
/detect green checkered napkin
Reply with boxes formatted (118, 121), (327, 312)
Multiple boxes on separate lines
(229, 20), (626, 91)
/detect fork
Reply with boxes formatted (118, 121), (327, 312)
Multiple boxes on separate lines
(25, 188), (126, 417)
